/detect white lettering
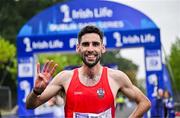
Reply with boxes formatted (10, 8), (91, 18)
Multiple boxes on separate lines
(49, 23), (77, 31)
(49, 40), (63, 48)
(60, 4), (113, 21)
(60, 4), (72, 22)
(122, 34), (156, 44)
(113, 32), (122, 47)
(69, 38), (77, 48)
(23, 37), (32, 52)
(98, 21), (124, 29)
(140, 34), (155, 43)
(71, 7), (112, 19)
(103, 36), (107, 46)
(78, 22), (97, 29)
(32, 41), (49, 49)
(32, 40), (63, 50)
(123, 35), (140, 44)
(48, 20), (124, 32)
(94, 7), (112, 18)
(72, 9), (93, 19)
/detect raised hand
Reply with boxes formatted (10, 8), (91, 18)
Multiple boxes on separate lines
(33, 60), (58, 95)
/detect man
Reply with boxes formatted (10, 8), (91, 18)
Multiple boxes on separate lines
(26, 25), (151, 118)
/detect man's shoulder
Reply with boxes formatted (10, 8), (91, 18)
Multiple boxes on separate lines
(60, 69), (76, 76)
(106, 67), (128, 79)
(55, 69), (77, 80)
(106, 67), (124, 74)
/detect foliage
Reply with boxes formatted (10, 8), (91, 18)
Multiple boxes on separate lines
(0, 0), (66, 44)
(0, 37), (17, 105)
(0, 37), (16, 63)
(101, 50), (138, 85)
(37, 50), (139, 85)
(37, 52), (82, 75)
(169, 38), (180, 91)
(0, 37), (17, 76)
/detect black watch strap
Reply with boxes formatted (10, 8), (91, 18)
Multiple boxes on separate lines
(33, 89), (42, 95)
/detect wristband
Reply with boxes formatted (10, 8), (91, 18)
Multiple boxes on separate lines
(33, 89), (42, 95)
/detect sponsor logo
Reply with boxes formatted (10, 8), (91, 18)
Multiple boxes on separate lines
(74, 91), (83, 95)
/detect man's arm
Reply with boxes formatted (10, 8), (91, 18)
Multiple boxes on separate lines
(117, 71), (151, 118)
(123, 85), (151, 118)
(26, 80), (62, 109)
(26, 60), (61, 109)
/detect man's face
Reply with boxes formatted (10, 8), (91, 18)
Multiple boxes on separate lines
(76, 33), (105, 68)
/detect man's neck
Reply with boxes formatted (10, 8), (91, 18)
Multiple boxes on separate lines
(81, 64), (102, 79)
(79, 64), (103, 86)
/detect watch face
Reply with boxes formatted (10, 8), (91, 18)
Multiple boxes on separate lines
(97, 88), (105, 98)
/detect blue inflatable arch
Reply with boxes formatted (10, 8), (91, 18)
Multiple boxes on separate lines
(17, 0), (163, 117)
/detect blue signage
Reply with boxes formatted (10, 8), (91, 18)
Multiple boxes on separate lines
(144, 47), (164, 117)
(17, 28), (160, 57)
(18, 0), (157, 37)
(145, 47), (163, 98)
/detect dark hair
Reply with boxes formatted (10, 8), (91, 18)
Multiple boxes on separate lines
(78, 25), (104, 44)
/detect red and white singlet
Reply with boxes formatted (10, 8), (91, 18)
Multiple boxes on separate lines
(65, 67), (115, 118)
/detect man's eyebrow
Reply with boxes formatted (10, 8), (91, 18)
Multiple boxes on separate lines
(92, 41), (100, 43)
(81, 42), (89, 46)
(81, 41), (89, 44)
(82, 41), (100, 43)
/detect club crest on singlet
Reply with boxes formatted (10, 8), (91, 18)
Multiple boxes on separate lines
(97, 88), (105, 98)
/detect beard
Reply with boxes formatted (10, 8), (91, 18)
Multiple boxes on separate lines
(81, 51), (102, 68)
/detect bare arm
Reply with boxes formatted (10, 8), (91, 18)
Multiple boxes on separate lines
(26, 60), (62, 109)
(123, 85), (151, 118)
(116, 71), (151, 118)
(26, 80), (62, 109)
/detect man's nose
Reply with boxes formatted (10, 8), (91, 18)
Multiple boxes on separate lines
(87, 43), (94, 51)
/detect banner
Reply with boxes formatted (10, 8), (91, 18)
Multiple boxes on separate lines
(144, 47), (164, 117)
(17, 29), (160, 57)
(18, 0), (157, 37)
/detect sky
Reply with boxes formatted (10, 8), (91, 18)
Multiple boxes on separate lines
(110, 0), (180, 79)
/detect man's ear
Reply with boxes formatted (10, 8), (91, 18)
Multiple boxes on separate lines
(76, 44), (80, 53)
(102, 44), (106, 53)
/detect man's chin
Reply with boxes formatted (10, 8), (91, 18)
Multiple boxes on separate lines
(84, 61), (97, 68)
(86, 64), (96, 68)
(82, 56), (101, 68)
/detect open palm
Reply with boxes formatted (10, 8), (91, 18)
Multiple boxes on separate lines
(34, 60), (58, 94)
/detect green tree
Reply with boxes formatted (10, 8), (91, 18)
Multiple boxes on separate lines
(101, 50), (138, 85)
(37, 53), (82, 75)
(0, 0), (66, 44)
(169, 37), (180, 91)
(0, 37), (17, 106)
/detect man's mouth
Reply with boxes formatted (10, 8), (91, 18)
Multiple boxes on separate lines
(86, 55), (96, 60)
